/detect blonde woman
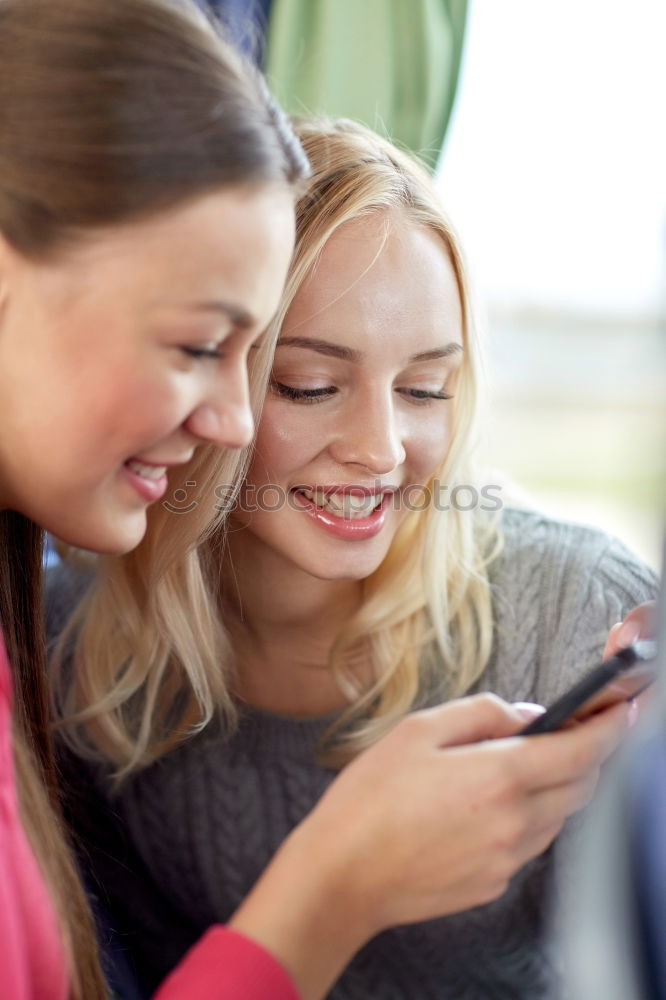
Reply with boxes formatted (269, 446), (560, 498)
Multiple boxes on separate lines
(48, 120), (656, 1000)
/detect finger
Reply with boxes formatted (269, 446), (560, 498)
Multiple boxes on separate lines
(419, 693), (535, 749)
(603, 621), (625, 660)
(518, 820), (566, 866)
(531, 769), (601, 827)
(512, 702), (547, 729)
(604, 602), (658, 659)
(513, 773), (601, 866)
(619, 602), (657, 642)
(513, 701), (629, 789)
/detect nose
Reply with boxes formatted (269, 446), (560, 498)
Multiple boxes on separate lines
(330, 386), (406, 475)
(184, 359), (254, 450)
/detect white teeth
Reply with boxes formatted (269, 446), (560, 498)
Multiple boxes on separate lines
(299, 489), (382, 519)
(127, 460), (167, 480)
(323, 493), (344, 511)
(345, 494), (376, 512)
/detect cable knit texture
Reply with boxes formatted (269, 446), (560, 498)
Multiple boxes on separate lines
(46, 509), (659, 999)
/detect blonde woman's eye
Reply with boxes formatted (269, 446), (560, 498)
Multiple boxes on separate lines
(272, 382), (337, 403)
(398, 388), (453, 403)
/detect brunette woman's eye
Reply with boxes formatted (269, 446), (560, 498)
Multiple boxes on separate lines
(272, 382), (337, 403)
(181, 346), (226, 361)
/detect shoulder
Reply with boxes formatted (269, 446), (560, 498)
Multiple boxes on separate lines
(492, 506), (657, 610)
(480, 507), (658, 703)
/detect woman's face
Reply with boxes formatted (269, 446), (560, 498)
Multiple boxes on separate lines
(0, 185), (295, 553)
(233, 209), (464, 583)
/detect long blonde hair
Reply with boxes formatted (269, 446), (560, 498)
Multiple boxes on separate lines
(55, 118), (500, 777)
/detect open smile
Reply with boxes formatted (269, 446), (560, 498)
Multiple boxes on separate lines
(122, 453), (194, 505)
(291, 486), (396, 540)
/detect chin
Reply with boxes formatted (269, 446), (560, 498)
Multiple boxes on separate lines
(55, 509), (148, 556)
(303, 557), (384, 583)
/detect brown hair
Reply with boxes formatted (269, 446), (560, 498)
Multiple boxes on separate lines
(0, 0), (308, 996)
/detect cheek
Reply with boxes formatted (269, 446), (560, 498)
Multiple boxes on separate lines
(249, 404), (321, 483)
(69, 365), (188, 464)
(406, 409), (455, 481)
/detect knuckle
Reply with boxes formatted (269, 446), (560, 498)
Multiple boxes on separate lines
(568, 740), (595, 776)
(491, 811), (528, 854)
(531, 823), (564, 859)
(473, 692), (508, 722)
(394, 710), (429, 742)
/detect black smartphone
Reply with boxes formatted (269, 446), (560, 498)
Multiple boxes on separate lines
(519, 638), (658, 735)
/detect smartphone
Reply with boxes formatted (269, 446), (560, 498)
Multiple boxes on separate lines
(519, 638), (658, 735)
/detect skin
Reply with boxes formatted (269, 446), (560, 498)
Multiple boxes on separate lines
(228, 210), (464, 713)
(604, 601), (657, 718)
(0, 183), (639, 999)
(0, 184), (295, 552)
(219, 208), (635, 996)
(231, 695), (631, 998)
(233, 209), (463, 582)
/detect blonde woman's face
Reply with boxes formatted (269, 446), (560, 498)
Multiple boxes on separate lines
(0, 185), (295, 553)
(234, 210), (464, 583)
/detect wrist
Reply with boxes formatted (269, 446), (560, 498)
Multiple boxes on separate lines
(228, 813), (375, 1000)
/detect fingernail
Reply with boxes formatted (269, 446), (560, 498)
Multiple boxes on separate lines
(627, 699), (639, 727)
(618, 621), (641, 648)
(512, 701), (546, 721)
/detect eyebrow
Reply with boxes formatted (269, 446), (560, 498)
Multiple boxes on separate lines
(276, 336), (463, 364)
(189, 300), (255, 328)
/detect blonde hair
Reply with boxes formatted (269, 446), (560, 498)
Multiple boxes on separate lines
(55, 118), (500, 777)
(274, 119), (501, 762)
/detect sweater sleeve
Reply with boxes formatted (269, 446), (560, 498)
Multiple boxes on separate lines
(153, 926), (300, 1000)
(535, 522), (659, 703)
(482, 509), (659, 706)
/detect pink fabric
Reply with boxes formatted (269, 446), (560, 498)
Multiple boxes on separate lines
(0, 632), (69, 1000)
(0, 632), (299, 1000)
(154, 925), (300, 1000)
(0, 628), (299, 1000)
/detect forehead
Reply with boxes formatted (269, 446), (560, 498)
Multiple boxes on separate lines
(25, 185), (295, 323)
(286, 209), (462, 340)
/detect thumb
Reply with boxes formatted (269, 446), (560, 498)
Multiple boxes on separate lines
(422, 693), (536, 748)
(603, 621), (626, 661)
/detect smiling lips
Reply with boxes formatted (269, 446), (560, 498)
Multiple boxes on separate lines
(123, 455), (193, 504)
(292, 486), (396, 540)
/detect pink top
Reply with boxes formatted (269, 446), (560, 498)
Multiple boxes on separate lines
(0, 632), (69, 1000)
(0, 631), (299, 1000)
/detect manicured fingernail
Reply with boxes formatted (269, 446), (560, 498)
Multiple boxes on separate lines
(626, 699), (639, 727)
(618, 621), (641, 648)
(512, 701), (546, 721)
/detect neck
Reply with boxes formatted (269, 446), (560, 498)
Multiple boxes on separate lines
(222, 527), (366, 716)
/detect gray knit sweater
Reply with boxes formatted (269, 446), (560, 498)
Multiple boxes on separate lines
(46, 509), (658, 1000)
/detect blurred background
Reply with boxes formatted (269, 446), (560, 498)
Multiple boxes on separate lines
(211, 0), (665, 568)
(437, 0), (666, 569)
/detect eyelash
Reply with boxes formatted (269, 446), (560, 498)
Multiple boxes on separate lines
(273, 383), (335, 403)
(272, 382), (453, 404)
(181, 346), (226, 361)
(402, 389), (453, 404)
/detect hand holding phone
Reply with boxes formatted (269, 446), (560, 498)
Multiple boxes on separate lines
(520, 639), (658, 736)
